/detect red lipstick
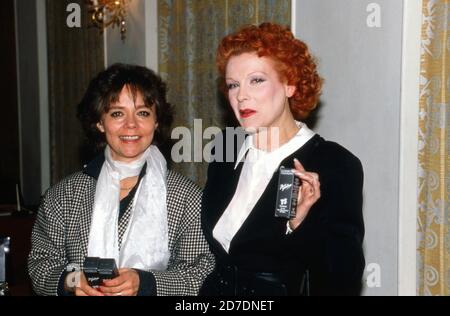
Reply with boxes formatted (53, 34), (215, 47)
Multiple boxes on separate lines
(239, 109), (256, 118)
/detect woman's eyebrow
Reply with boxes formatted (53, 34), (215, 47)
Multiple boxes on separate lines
(108, 105), (125, 110)
(225, 71), (268, 80)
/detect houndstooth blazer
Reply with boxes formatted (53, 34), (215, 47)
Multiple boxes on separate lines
(28, 166), (215, 296)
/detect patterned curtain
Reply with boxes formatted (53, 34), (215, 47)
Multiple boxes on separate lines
(47, 0), (104, 184)
(417, 0), (449, 296)
(158, 0), (291, 186)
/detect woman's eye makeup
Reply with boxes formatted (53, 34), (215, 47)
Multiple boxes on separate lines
(138, 110), (151, 117)
(250, 77), (266, 84)
(110, 111), (123, 118)
(227, 77), (266, 90)
(227, 82), (239, 90)
(108, 108), (151, 118)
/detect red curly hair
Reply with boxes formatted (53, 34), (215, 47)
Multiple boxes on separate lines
(217, 23), (323, 120)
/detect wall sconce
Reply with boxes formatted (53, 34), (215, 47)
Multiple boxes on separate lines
(87, 0), (131, 39)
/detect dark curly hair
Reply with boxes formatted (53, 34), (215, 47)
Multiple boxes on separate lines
(77, 63), (174, 154)
(217, 22), (323, 120)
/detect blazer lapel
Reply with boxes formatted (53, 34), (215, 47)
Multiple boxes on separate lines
(165, 172), (181, 252)
(78, 179), (95, 262)
(204, 160), (244, 258)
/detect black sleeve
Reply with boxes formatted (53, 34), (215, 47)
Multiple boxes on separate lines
(287, 152), (365, 296)
(134, 269), (157, 296)
(319, 154), (365, 295)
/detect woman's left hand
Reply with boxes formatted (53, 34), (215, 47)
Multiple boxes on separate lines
(290, 158), (321, 230)
(99, 268), (140, 296)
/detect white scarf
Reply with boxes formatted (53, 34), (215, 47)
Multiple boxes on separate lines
(87, 145), (170, 271)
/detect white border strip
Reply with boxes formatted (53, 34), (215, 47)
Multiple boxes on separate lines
(36, 0), (50, 193)
(398, 0), (422, 296)
(145, 0), (158, 71)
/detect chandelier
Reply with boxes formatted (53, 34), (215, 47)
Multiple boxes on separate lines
(87, 0), (131, 39)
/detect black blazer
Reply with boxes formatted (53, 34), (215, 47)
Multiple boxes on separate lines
(201, 133), (365, 296)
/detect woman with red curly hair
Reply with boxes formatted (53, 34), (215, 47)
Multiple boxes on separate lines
(201, 23), (365, 296)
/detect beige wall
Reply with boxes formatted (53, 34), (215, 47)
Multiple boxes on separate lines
(293, 0), (404, 296)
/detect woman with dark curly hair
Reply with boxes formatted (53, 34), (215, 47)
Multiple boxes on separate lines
(28, 63), (214, 296)
(201, 23), (365, 296)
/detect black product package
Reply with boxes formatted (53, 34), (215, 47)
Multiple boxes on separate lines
(83, 257), (119, 287)
(98, 258), (119, 281)
(274, 166), (301, 219)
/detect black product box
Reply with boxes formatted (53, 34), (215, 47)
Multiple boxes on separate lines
(274, 166), (300, 219)
(83, 257), (101, 286)
(83, 257), (119, 287)
(97, 258), (119, 281)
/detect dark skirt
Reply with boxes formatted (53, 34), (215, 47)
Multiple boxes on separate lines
(199, 263), (309, 296)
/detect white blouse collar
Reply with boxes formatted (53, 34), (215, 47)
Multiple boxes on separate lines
(234, 121), (314, 169)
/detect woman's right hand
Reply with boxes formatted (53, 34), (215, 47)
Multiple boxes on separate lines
(65, 271), (104, 296)
(290, 158), (321, 230)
